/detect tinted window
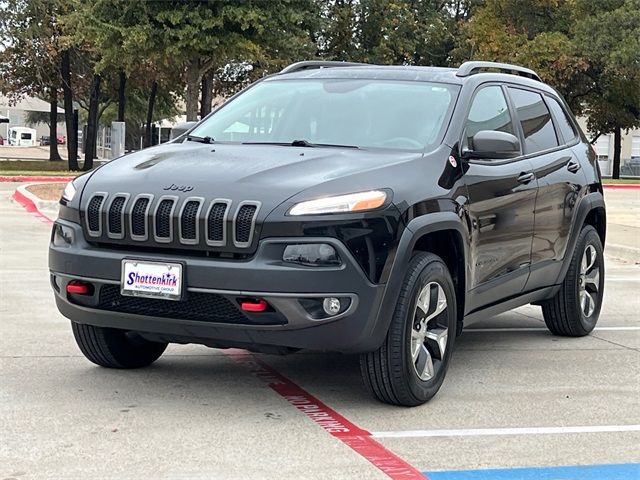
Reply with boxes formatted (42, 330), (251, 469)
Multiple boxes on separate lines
(191, 79), (459, 151)
(508, 88), (558, 153)
(546, 96), (577, 144)
(464, 86), (515, 150)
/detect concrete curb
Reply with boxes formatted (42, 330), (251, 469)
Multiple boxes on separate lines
(1, 175), (75, 183)
(12, 184), (57, 224)
(603, 184), (640, 190)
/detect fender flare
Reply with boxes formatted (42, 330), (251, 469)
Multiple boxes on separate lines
(363, 211), (470, 350)
(554, 191), (606, 285)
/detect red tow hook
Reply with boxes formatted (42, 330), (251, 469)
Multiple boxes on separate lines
(66, 281), (92, 295)
(240, 299), (269, 312)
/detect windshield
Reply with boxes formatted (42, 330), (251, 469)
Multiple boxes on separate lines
(190, 79), (459, 151)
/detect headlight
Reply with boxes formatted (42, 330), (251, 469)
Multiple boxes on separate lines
(288, 190), (387, 216)
(61, 181), (77, 203)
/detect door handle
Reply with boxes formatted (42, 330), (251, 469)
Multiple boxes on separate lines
(567, 160), (581, 173)
(517, 172), (535, 184)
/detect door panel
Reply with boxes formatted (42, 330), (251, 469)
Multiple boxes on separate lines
(464, 159), (537, 311)
(526, 150), (586, 290)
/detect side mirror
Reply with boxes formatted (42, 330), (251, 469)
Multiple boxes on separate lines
(464, 130), (520, 160)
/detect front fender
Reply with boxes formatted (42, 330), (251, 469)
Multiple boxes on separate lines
(356, 211), (470, 352)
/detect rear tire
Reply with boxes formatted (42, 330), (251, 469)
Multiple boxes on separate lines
(542, 225), (604, 336)
(360, 252), (456, 406)
(71, 322), (167, 368)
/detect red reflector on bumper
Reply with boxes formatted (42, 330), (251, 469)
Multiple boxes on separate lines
(240, 299), (268, 312)
(66, 282), (90, 295)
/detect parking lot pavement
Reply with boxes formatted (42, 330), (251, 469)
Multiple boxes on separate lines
(1, 182), (639, 479)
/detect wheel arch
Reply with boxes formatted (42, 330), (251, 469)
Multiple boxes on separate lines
(555, 192), (606, 285)
(367, 212), (470, 349)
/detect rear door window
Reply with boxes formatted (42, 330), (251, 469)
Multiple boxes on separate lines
(507, 87), (558, 154)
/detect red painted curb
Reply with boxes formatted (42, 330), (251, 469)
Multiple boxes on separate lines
(0, 175), (75, 183)
(603, 184), (640, 190)
(11, 189), (54, 225)
(227, 351), (427, 479)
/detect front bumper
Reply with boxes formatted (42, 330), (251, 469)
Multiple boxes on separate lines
(49, 219), (387, 353)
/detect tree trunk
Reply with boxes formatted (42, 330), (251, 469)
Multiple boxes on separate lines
(200, 70), (214, 118)
(83, 74), (101, 171)
(48, 92), (62, 162)
(117, 69), (126, 122)
(145, 80), (158, 148)
(185, 59), (201, 121)
(612, 126), (621, 179)
(61, 50), (79, 170)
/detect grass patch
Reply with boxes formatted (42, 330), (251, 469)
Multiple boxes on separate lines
(0, 160), (87, 175)
(603, 178), (640, 184)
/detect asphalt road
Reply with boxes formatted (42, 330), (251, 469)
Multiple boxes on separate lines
(1, 182), (638, 480)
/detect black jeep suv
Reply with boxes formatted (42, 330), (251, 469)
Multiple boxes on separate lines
(49, 61), (606, 406)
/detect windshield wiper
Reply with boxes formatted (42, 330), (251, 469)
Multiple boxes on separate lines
(242, 140), (359, 149)
(186, 134), (214, 144)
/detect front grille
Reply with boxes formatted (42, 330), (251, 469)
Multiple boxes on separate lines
(87, 195), (105, 232)
(97, 285), (269, 325)
(131, 197), (150, 237)
(108, 196), (126, 235)
(207, 202), (228, 243)
(180, 200), (200, 241)
(83, 195), (260, 251)
(155, 199), (174, 239)
(235, 204), (257, 245)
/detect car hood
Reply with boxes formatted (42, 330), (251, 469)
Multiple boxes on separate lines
(82, 141), (420, 212)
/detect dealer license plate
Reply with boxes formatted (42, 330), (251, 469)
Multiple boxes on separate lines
(121, 259), (183, 301)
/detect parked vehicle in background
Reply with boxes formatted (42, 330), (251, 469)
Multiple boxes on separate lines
(57, 135), (66, 145)
(0, 136), (4, 146)
(50, 61), (606, 406)
(40, 135), (51, 146)
(8, 127), (36, 146)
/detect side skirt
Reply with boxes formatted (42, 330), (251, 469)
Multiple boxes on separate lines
(463, 285), (559, 327)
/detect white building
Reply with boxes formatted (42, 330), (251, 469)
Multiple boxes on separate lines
(0, 95), (65, 143)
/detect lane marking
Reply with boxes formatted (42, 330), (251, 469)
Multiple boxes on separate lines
(424, 463), (640, 480)
(372, 424), (640, 439)
(465, 326), (640, 332)
(225, 351), (426, 479)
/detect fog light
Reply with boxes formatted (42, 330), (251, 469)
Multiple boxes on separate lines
(323, 297), (341, 316)
(283, 243), (340, 267)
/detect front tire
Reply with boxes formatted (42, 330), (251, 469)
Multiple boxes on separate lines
(360, 252), (457, 406)
(542, 225), (604, 336)
(72, 322), (167, 368)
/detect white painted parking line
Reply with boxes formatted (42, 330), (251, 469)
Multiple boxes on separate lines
(465, 326), (640, 333)
(371, 424), (640, 439)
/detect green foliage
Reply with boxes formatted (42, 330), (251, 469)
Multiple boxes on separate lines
(25, 110), (65, 127)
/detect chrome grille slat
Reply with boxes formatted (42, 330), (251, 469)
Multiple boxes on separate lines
(205, 199), (231, 247)
(178, 197), (204, 245)
(129, 194), (153, 241)
(85, 193), (107, 237)
(233, 201), (260, 248)
(106, 194), (129, 239)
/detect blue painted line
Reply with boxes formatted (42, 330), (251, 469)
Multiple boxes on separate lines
(424, 463), (640, 480)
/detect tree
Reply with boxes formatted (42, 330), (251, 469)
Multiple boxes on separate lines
(573, 0), (640, 178)
(0, 0), (65, 162)
(150, 0), (320, 121)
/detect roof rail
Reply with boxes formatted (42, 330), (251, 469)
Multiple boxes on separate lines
(280, 61), (367, 75)
(456, 61), (541, 82)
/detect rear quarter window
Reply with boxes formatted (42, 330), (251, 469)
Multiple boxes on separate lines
(546, 96), (577, 144)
